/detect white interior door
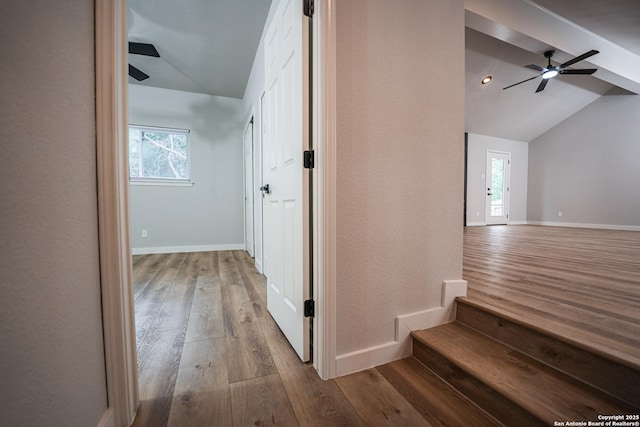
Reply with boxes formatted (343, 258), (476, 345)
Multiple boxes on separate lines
(262, 0), (310, 362)
(485, 150), (510, 225)
(244, 119), (255, 257)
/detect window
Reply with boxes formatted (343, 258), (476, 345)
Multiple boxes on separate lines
(128, 125), (191, 182)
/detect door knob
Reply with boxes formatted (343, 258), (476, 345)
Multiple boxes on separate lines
(260, 184), (270, 194)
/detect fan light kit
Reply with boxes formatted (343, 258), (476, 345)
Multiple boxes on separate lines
(503, 49), (599, 93)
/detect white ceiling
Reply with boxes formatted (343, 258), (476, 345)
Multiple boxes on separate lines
(126, 0), (640, 141)
(465, 28), (614, 142)
(127, 0), (272, 98)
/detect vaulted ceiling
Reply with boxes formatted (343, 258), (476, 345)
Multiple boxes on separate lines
(127, 0), (640, 141)
(465, 0), (640, 141)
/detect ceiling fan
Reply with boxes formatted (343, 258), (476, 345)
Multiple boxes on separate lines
(128, 42), (160, 82)
(503, 49), (599, 93)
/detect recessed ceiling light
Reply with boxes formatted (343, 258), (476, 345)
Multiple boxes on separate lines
(481, 76), (492, 85)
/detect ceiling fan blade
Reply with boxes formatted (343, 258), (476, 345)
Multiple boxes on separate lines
(559, 68), (597, 75)
(535, 78), (549, 93)
(502, 75), (540, 90)
(559, 49), (599, 68)
(525, 64), (545, 72)
(128, 42), (160, 57)
(129, 64), (150, 81)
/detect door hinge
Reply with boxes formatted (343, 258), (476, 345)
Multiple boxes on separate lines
(304, 299), (315, 317)
(304, 150), (315, 169)
(303, 0), (314, 17)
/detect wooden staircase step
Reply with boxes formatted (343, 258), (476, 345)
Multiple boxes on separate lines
(463, 287), (640, 368)
(455, 297), (640, 408)
(412, 323), (637, 426)
(376, 357), (501, 427)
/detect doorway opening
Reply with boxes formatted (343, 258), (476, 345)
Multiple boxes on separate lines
(97, 1), (337, 422)
(244, 117), (256, 258)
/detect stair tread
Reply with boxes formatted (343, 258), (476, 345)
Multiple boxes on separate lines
(377, 357), (502, 427)
(412, 323), (634, 423)
(456, 297), (640, 409)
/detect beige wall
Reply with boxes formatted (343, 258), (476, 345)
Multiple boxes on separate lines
(335, 0), (465, 355)
(0, 1), (108, 425)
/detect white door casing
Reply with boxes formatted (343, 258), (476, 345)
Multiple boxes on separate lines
(262, 0), (310, 362)
(485, 150), (510, 225)
(254, 95), (266, 274)
(244, 119), (255, 257)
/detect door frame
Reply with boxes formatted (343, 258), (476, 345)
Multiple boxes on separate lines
(95, 0), (139, 425)
(312, 0), (337, 380)
(485, 149), (511, 225)
(96, 1), (339, 422)
(243, 115), (255, 257)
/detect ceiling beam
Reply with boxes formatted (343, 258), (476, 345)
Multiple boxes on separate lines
(465, 0), (640, 94)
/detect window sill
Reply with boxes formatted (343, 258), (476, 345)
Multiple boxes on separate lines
(129, 180), (194, 187)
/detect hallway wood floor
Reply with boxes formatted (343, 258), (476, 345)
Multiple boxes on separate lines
(464, 225), (640, 369)
(131, 225), (640, 426)
(130, 250), (429, 427)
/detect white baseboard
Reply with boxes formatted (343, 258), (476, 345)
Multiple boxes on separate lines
(97, 408), (114, 427)
(466, 222), (485, 226)
(335, 280), (467, 377)
(335, 340), (410, 377)
(508, 220), (527, 225)
(527, 221), (640, 231)
(131, 243), (245, 255)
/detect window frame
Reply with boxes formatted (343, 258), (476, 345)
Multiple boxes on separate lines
(128, 124), (193, 185)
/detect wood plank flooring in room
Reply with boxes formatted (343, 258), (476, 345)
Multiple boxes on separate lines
(463, 225), (640, 369)
(130, 250), (429, 427)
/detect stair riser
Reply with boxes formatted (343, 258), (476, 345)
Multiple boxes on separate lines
(456, 301), (640, 408)
(412, 339), (545, 427)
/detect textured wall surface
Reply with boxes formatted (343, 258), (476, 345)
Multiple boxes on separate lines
(528, 91), (640, 226)
(335, 0), (465, 355)
(129, 85), (245, 250)
(466, 133), (529, 224)
(0, 1), (108, 426)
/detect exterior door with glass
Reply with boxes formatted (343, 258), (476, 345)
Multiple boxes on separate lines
(485, 150), (510, 225)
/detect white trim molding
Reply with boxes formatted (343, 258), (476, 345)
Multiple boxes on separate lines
(97, 408), (115, 427)
(131, 244), (245, 255)
(527, 221), (640, 231)
(129, 180), (194, 187)
(466, 222), (486, 227)
(335, 280), (467, 377)
(95, 0), (139, 425)
(313, 0), (338, 380)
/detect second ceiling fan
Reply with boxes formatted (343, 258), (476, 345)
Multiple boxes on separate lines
(503, 49), (599, 93)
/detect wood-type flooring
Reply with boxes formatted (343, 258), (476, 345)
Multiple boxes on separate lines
(464, 225), (640, 368)
(131, 225), (640, 426)
(130, 250), (429, 427)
